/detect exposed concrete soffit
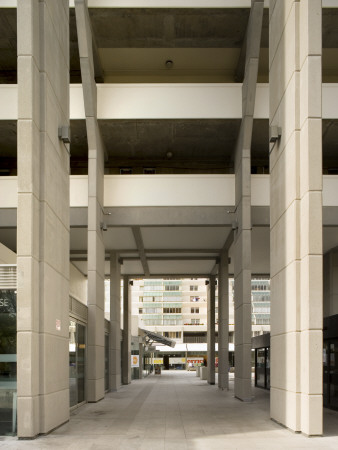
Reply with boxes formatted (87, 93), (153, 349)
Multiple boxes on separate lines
(132, 226), (150, 277)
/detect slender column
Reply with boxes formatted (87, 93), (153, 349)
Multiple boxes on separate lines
(17, 0), (70, 438)
(109, 252), (121, 391)
(269, 0), (323, 435)
(139, 343), (144, 379)
(207, 276), (216, 385)
(122, 276), (131, 384)
(218, 251), (229, 390)
(234, 0), (263, 402)
(75, 0), (105, 402)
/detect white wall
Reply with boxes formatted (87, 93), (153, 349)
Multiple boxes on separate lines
(69, 263), (87, 305)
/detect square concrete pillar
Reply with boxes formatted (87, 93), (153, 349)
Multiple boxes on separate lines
(207, 276), (216, 385)
(269, 0), (323, 435)
(218, 251), (229, 390)
(122, 276), (131, 385)
(17, 0), (70, 438)
(109, 252), (121, 391)
(233, 0), (264, 402)
(75, 0), (105, 403)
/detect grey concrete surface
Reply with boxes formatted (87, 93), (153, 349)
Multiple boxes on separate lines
(1, 370), (338, 449)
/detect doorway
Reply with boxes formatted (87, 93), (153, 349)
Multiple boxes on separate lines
(324, 338), (338, 410)
(69, 320), (86, 408)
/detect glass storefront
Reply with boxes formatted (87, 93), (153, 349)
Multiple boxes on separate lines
(0, 289), (17, 435)
(69, 320), (86, 408)
(105, 333), (109, 391)
(255, 347), (270, 390)
(324, 338), (338, 410)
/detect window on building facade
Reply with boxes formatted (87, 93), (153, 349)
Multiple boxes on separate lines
(164, 331), (181, 339)
(191, 318), (200, 325)
(164, 284), (180, 291)
(190, 285), (198, 291)
(163, 307), (181, 314)
(190, 296), (200, 302)
(139, 308), (143, 314)
(191, 307), (199, 313)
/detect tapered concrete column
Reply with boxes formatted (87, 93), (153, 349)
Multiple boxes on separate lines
(17, 0), (70, 438)
(122, 276), (131, 385)
(269, 0), (323, 435)
(109, 252), (121, 391)
(323, 248), (338, 317)
(234, 0), (263, 402)
(75, 0), (105, 402)
(207, 276), (216, 385)
(218, 251), (229, 390)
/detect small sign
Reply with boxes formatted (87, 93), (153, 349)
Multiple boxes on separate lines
(131, 355), (139, 367)
(56, 319), (61, 331)
(153, 358), (163, 365)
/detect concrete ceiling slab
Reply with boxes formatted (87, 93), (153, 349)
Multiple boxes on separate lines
(103, 227), (137, 250)
(69, 118), (269, 173)
(141, 226), (229, 249)
(148, 259), (215, 275)
(121, 259), (144, 275)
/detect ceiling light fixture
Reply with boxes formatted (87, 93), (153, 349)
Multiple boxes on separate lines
(165, 59), (173, 69)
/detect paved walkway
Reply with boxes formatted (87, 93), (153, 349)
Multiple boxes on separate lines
(1, 371), (338, 449)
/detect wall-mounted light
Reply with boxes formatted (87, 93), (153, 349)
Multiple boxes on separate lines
(100, 222), (107, 231)
(58, 126), (71, 144)
(269, 125), (282, 144)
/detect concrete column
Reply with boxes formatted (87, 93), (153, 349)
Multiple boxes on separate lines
(207, 276), (216, 385)
(109, 252), (121, 391)
(218, 251), (229, 390)
(17, 0), (70, 437)
(269, 0), (323, 435)
(139, 343), (144, 379)
(323, 248), (338, 317)
(234, 0), (263, 402)
(75, 0), (105, 402)
(122, 276), (131, 385)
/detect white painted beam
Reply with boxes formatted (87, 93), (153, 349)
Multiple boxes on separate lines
(2, 1), (337, 8)
(3, 84), (338, 120)
(2, 175), (338, 209)
(69, 0), (270, 8)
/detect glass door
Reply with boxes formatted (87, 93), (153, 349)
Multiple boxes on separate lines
(323, 341), (329, 407)
(0, 289), (17, 435)
(69, 320), (86, 408)
(329, 340), (338, 409)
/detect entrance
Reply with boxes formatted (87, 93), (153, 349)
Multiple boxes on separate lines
(163, 355), (169, 370)
(69, 320), (86, 408)
(324, 338), (338, 410)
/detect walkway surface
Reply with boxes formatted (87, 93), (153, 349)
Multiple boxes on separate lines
(1, 371), (338, 449)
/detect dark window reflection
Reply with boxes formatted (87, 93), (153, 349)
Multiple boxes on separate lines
(0, 289), (17, 435)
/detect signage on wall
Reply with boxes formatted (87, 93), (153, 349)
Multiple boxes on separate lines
(0, 290), (16, 313)
(131, 355), (139, 367)
(153, 358), (163, 365)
